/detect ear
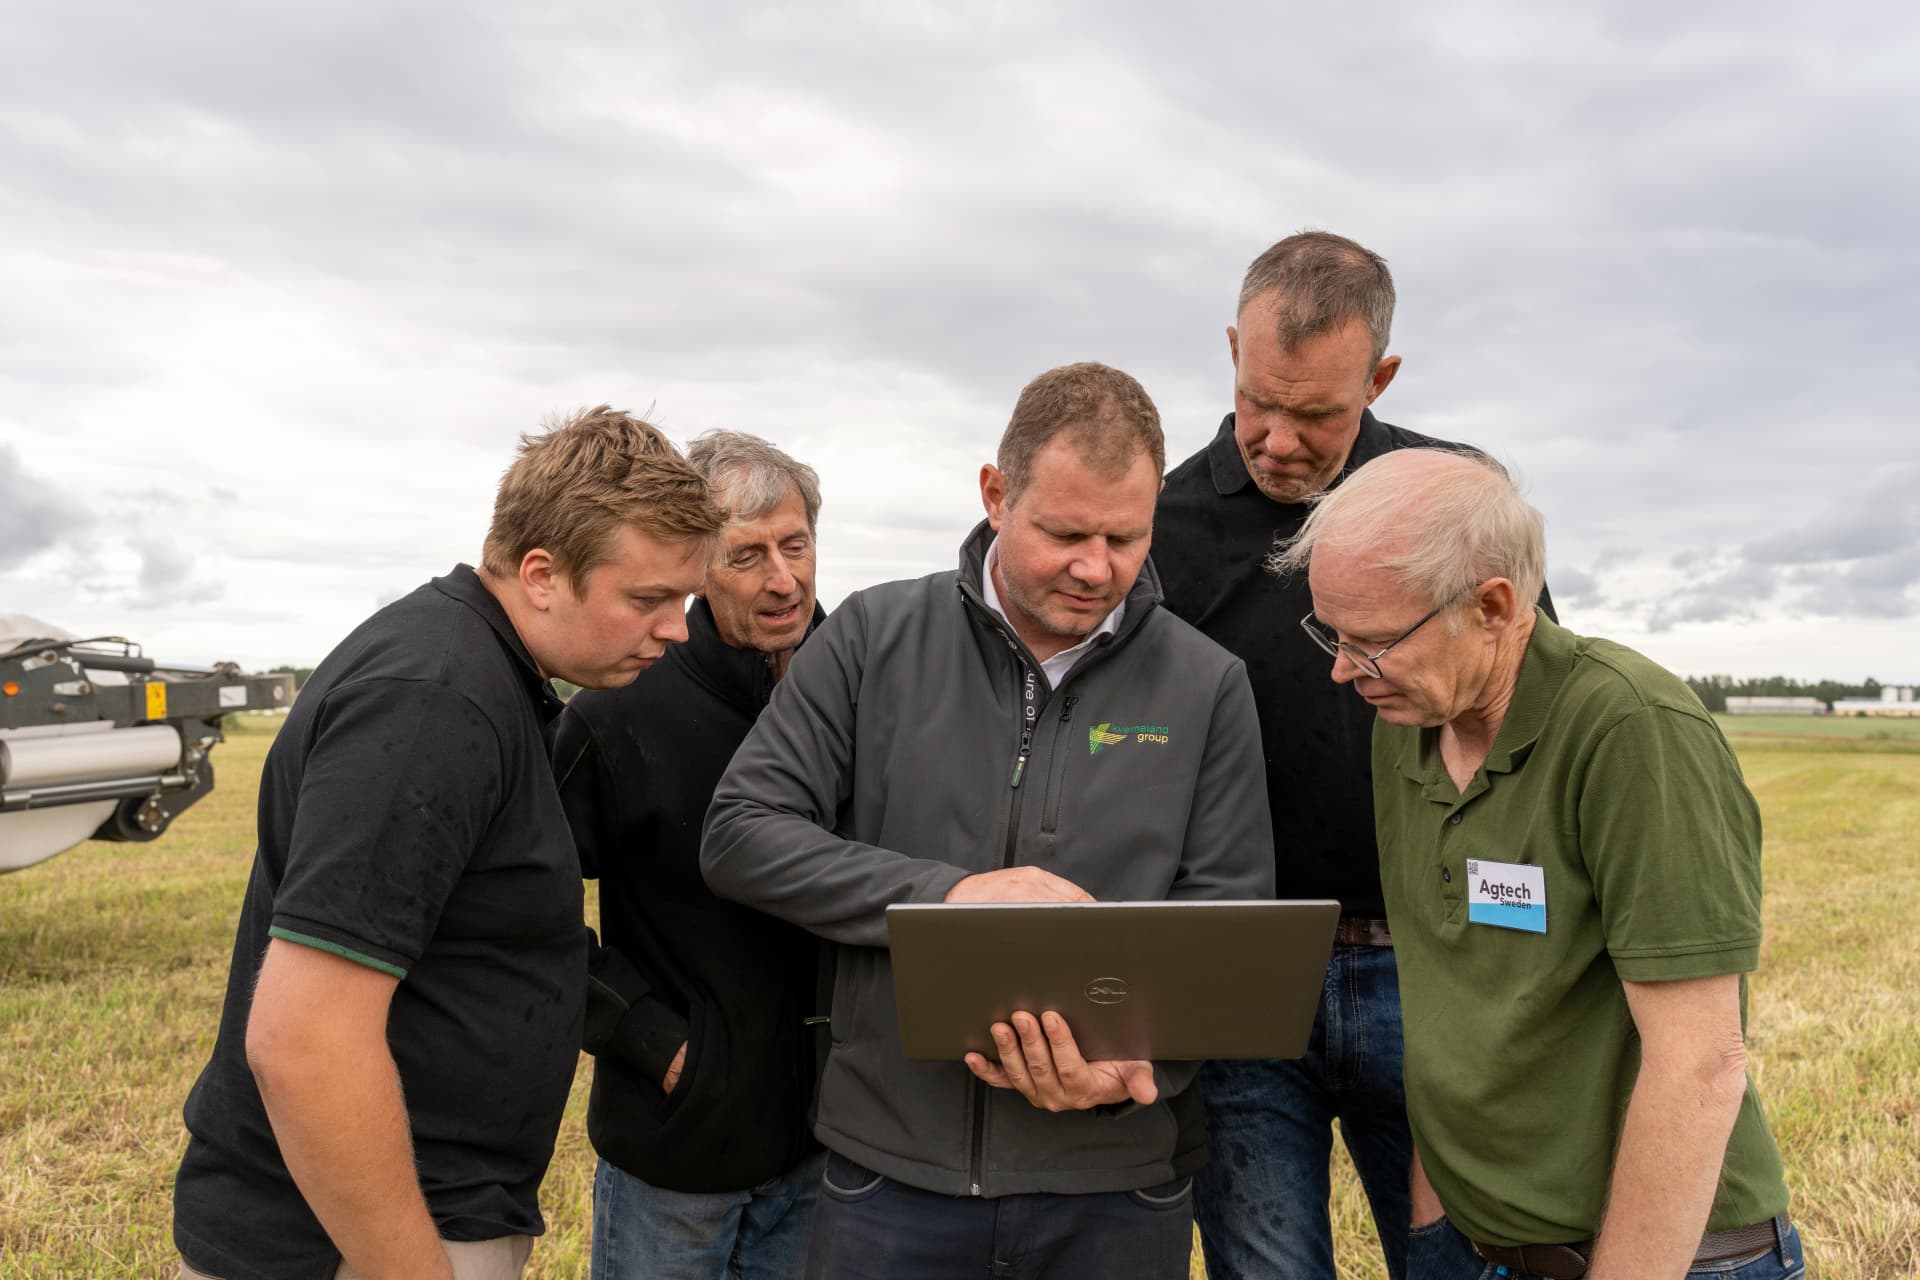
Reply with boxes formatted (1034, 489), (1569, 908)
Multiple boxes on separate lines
(1472, 578), (1523, 632)
(980, 463), (1009, 530)
(1365, 354), (1402, 405)
(518, 548), (562, 611)
(1226, 324), (1241, 369)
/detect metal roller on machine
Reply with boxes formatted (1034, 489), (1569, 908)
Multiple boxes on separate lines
(0, 615), (293, 873)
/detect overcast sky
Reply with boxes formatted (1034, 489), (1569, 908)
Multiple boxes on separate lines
(3, 2), (1915, 682)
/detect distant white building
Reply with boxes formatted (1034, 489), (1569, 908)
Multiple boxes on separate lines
(1831, 687), (1920, 716)
(1725, 696), (1825, 716)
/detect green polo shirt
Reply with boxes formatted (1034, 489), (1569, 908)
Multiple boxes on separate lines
(1373, 613), (1789, 1246)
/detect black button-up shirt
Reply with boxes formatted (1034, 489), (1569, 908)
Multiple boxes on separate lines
(175, 565), (585, 1279)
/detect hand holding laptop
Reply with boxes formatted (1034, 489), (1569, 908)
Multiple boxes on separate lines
(944, 870), (1152, 1110)
(964, 1010), (1157, 1111)
(945, 866), (1094, 904)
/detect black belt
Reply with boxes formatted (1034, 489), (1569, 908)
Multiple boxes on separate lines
(1471, 1212), (1787, 1279)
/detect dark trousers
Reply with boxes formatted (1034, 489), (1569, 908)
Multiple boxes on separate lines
(803, 1152), (1195, 1280)
(1194, 942), (1412, 1280)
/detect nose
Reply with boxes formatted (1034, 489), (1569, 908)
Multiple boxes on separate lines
(1328, 647), (1366, 686)
(657, 605), (691, 645)
(1263, 420), (1303, 458)
(1069, 542), (1113, 588)
(765, 551), (797, 597)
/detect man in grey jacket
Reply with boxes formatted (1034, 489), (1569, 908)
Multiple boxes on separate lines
(703, 361), (1275, 1279)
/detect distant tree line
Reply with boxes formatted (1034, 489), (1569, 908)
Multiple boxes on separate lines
(1684, 674), (1886, 713)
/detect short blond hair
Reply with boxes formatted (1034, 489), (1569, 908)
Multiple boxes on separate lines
(482, 405), (727, 589)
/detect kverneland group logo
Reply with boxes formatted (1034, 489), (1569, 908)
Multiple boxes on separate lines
(1087, 722), (1172, 756)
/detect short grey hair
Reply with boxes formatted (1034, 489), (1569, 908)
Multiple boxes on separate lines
(685, 430), (822, 532)
(1237, 231), (1397, 367)
(1269, 449), (1546, 628)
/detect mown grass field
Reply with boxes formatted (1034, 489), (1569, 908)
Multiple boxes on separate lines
(3, 716), (1916, 1277)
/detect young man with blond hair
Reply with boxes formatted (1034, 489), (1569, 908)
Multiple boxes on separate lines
(173, 406), (726, 1280)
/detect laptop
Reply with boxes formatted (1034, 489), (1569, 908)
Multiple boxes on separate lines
(886, 900), (1339, 1062)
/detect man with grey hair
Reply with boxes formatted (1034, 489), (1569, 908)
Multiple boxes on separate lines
(1277, 447), (1801, 1280)
(554, 430), (829, 1279)
(1152, 230), (1554, 1279)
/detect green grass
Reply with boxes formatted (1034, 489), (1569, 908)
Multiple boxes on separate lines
(3, 716), (1915, 1277)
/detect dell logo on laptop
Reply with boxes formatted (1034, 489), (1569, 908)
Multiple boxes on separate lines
(1084, 977), (1130, 1005)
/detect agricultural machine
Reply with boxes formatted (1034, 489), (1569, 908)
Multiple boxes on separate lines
(0, 615), (291, 873)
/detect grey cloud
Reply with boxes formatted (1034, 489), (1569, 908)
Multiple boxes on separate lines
(1647, 475), (1920, 628)
(1591, 546), (1640, 572)
(3, 0), (1919, 665)
(1645, 556), (1784, 631)
(0, 444), (93, 570)
(1792, 550), (1920, 620)
(127, 538), (224, 608)
(1549, 566), (1601, 607)
(1742, 470), (1920, 566)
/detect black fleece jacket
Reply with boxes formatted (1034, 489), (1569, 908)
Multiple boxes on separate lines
(553, 597), (827, 1194)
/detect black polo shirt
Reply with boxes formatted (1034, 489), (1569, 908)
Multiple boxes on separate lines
(174, 565), (586, 1280)
(1153, 412), (1553, 917)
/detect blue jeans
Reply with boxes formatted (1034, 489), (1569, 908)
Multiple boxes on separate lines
(591, 1150), (826, 1280)
(803, 1152), (1195, 1280)
(1407, 1212), (1805, 1280)
(1194, 942), (1413, 1280)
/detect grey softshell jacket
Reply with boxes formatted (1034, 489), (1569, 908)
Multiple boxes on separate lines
(702, 521), (1277, 1198)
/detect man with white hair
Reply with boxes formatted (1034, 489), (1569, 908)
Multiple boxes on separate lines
(1274, 448), (1802, 1280)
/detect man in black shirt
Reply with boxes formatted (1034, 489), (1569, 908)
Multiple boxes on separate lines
(1154, 233), (1552, 1280)
(554, 431), (829, 1279)
(173, 407), (726, 1280)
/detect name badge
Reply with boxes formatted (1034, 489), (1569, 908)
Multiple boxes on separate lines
(1466, 859), (1546, 933)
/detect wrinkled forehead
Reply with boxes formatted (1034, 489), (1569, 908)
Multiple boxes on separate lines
(1307, 542), (1419, 606)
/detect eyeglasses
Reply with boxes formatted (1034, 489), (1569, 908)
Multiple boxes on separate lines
(1299, 587), (1476, 679)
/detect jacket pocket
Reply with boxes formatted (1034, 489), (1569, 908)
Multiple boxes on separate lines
(1126, 1176), (1193, 1210)
(656, 998), (708, 1118)
(820, 1151), (888, 1201)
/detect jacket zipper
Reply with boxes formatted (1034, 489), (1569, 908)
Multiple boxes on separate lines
(971, 651), (1045, 1196)
(952, 573), (1140, 1196)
